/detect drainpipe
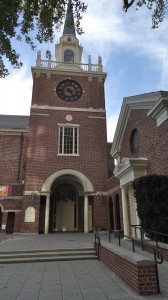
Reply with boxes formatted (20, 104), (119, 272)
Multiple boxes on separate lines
(17, 132), (24, 183)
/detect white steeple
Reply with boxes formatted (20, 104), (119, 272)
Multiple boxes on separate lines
(55, 0), (83, 64)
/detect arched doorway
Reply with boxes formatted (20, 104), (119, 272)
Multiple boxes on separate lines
(115, 194), (121, 230)
(50, 184), (78, 232)
(40, 169), (94, 233)
(109, 197), (114, 230)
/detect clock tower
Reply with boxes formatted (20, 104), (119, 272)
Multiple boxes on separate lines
(21, 0), (109, 233)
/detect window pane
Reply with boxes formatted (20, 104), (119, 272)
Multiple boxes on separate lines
(64, 50), (74, 62)
(74, 128), (77, 154)
(59, 126), (78, 155)
(130, 129), (139, 154)
(64, 127), (73, 154)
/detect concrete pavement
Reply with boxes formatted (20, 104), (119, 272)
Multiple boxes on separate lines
(0, 232), (168, 300)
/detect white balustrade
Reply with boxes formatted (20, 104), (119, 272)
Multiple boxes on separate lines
(36, 60), (103, 72)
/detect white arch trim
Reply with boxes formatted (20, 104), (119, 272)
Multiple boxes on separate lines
(41, 169), (94, 193)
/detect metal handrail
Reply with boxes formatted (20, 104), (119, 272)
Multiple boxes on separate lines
(94, 231), (101, 261)
(131, 225), (168, 251)
(110, 228), (164, 263)
(110, 228), (164, 294)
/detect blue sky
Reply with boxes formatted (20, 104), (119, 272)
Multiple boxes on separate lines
(0, 0), (168, 142)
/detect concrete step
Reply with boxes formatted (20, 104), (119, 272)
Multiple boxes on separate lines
(0, 247), (94, 255)
(0, 248), (98, 264)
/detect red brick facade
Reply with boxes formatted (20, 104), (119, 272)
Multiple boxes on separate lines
(120, 109), (168, 175)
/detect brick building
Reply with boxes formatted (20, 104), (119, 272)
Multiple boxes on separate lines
(108, 91), (168, 237)
(0, 2), (113, 234)
(0, 2), (167, 235)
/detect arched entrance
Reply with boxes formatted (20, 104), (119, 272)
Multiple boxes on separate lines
(39, 169), (94, 233)
(50, 184), (78, 232)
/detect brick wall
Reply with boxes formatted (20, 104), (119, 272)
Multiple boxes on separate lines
(32, 73), (106, 110)
(93, 196), (109, 229)
(0, 133), (28, 184)
(95, 241), (159, 295)
(21, 196), (40, 233)
(24, 109), (108, 191)
(24, 72), (109, 193)
(106, 142), (114, 178)
(120, 110), (168, 175)
(0, 132), (28, 233)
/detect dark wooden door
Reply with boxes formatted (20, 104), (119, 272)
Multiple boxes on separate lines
(6, 212), (15, 233)
(39, 197), (46, 234)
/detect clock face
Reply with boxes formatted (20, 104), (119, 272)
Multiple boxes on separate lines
(56, 79), (83, 102)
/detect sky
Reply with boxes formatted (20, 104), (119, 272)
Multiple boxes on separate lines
(1, 0), (168, 142)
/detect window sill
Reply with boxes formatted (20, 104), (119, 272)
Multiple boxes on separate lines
(57, 154), (80, 157)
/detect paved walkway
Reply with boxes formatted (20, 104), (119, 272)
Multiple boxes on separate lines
(0, 232), (168, 300)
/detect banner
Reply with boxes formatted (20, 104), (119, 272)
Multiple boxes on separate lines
(0, 186), (12, 196)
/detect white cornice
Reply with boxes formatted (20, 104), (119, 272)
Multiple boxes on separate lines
(111, 91), (166, 157)
(31, 104), (106, 114)
(113, 158), (148, 187)
(0, 129), (28, 135)
(147, 96), (168, 126)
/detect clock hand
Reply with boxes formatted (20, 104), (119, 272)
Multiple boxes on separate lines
(67, 88), (74, 95)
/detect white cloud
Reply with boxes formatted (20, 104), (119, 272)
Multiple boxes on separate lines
(81, 1), (168, 74)
(107, 114), (119, 143)
(0, 66), (32, 116)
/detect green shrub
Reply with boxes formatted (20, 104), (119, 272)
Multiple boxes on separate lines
(133, 174), (168, 242)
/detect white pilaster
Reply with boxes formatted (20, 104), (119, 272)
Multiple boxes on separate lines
(84, 196), (89, 233)
(121, 187), (129, 237)
(132, 191), (141, 238)
(44, 195), (50, 234)
(128, 188), (136, 237)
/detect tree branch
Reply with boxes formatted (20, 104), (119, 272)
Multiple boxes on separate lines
(123, 0), (136, 11)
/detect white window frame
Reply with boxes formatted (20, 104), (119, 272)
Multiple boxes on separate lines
(58, 124), (79, 156)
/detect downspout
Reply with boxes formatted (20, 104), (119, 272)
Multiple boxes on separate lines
(17, 132), (24, 183)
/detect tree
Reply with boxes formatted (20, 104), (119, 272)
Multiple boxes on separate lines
(133, 174), (168, 242)
(0, 0), (87, 78)
(123, 0), (168, 28)
(1, 1), (168, 79)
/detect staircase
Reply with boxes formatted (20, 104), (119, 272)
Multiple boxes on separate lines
(0, 247), (97, 264)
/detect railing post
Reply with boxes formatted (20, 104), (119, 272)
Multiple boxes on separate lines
(154, 249), (161, 294)
(109, 230), (111, 243)
(141, 228), (144, 250)
(119, 233), (121, 247)
(132, 239), (135, 252)
(96, 236), (100, 261)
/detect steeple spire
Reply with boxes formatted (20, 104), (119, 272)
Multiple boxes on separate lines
(63, 0), (76, 36)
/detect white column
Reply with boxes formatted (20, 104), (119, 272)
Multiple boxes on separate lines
(133, 192), (141, 238)
(84, 196), (89, 233)
(121, 187), (129, 237)
(44, 195), (50, 234)
(128, 188), (136, 237)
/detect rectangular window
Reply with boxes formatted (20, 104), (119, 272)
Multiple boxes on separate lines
(58, 126), (78, 155)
